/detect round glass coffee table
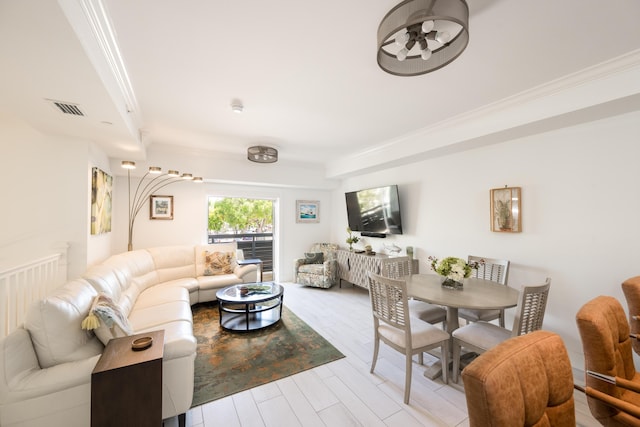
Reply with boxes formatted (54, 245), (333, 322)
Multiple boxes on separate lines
(215, 282), (284, 331)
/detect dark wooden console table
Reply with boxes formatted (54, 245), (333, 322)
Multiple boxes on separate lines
(91, 330), (164, 427)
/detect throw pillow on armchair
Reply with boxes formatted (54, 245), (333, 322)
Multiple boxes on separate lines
(304, 252), (324, 264)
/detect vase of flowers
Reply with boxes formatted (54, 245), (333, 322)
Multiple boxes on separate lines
(428, 256), (480, 289)
(346, 227), (360, 251)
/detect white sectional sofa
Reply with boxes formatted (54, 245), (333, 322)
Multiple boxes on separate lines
(0, 243), (257, 427)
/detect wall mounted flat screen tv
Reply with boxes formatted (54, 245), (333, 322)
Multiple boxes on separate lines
(345, 184), (403, 236)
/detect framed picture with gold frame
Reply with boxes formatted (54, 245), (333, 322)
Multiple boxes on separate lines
(490, 187), (521, 232)
(150, 195), (174, 220)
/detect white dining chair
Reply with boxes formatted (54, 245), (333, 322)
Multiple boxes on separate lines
(458, 256), (510, 327)
(367, 272), (450, 404)
(451, 278), (551, 383)
(380, 257), (447, 329)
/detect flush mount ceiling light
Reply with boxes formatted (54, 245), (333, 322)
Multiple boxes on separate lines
(377, 0), (469, 76)
(247, 146), (278, 163)
(231, 100), (244, 114)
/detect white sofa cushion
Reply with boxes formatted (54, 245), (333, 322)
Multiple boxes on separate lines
(152, 278), (200, 305)
(102, 250), (157, 287)
(148, 246), (196, 283)
(82, 264), (125, 302)
(128, 300), (192, 331)
(101, 250), (159, 316)
(24, 279), (103, 368)
(135, 320), (197, 360)
(197, 274), (243, 290)
(134, 282), (194, 310)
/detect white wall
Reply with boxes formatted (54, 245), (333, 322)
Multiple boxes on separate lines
(331, 110), (640, 369)
(4, 107), (639, 371)
(111, 173), (334, 282)
(0, 113), (96, 279)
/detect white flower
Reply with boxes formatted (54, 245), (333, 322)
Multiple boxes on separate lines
(449, 263), (466, 281)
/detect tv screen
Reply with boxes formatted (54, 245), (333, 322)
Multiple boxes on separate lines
(345, 185), (403, 235)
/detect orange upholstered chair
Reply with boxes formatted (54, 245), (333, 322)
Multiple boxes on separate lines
(461, 330), (576, 427)
(576, 295), (640, 425)
(621, 276), (640, 356)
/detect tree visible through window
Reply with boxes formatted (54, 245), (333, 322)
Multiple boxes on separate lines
(207, 197), (273, 234)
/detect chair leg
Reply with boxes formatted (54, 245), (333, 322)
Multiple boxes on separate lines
(452, 338), (461, 383)
(370, 335), (380, 373)
(499, 309), (505, 327)
(418, 352), (424, 365)
(440, 340), (449, 385)
(404, 351), (412, 404)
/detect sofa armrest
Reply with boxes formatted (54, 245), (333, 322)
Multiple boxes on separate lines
(0, 328), (100, 402)
(7, 355), (100, 400)
(234, 264), (257, 282)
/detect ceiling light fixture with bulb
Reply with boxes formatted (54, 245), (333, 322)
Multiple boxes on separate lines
(247, 145), (278, 163)
(377, 0), (469, 76)
(231, 100), (244, 114)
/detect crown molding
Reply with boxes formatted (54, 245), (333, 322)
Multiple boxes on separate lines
(327, 49), (640, 178)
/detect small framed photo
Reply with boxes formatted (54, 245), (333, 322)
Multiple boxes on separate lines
(150, 195), (174, 220)
(296, 200), (320, 223)
(490, 187), (521, 232)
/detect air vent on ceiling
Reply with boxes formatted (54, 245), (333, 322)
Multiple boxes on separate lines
(47, 99), (85, 116)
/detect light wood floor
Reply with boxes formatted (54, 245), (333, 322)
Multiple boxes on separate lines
(169, 282), (599, 427)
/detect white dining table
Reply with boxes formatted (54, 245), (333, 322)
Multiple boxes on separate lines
(405, 273), (520, 379)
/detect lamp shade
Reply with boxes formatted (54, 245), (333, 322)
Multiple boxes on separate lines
(377, 0), (469, 76)
(247, 146), (278, 163)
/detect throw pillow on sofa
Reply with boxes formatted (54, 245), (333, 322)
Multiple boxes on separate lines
(82, 293), (133, 345)
(203, 251), (236, 275)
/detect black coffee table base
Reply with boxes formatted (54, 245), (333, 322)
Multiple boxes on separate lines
(216, 283), (284, 332)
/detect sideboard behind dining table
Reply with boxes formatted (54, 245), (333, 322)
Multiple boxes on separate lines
(405, 274), (520, 379)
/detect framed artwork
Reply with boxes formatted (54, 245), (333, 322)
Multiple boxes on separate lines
(150, 195), (174, 220)
(490, 187), (521, 232)
(296, 200), (320, 223)
(91, 167), (112, 235)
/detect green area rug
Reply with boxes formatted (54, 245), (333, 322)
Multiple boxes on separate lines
(191, 301), (345, 407)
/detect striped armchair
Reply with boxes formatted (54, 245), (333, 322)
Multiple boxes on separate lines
(293, 243), (338, 288)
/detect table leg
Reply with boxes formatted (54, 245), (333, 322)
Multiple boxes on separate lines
(445, 307), (459, 335)
(245, 303), (250, 331)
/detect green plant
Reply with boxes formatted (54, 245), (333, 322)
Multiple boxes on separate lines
(428, 256), (481, 281)
(346, 227), (360, 249)
(495, 200), (512, 229)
